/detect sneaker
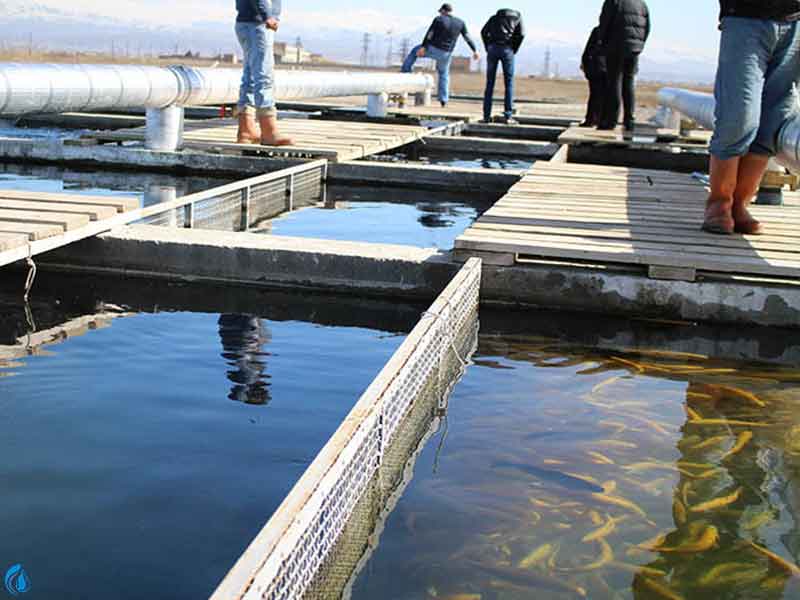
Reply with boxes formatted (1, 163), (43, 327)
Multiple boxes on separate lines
(504, 117), (519, 125)
(440, 101), (447, 108)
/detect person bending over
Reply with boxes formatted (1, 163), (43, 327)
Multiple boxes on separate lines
(402, 3), (480, 107)
(704, 0), (800, 235)
(596, 0), (650, 131)
(580, 26), (607, 127)
(235, 0), (292, 146)
(481, 8), (525, 124)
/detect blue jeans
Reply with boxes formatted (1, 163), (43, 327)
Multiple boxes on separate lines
(484, 44), (516, 120)
(402, 44), (453, 104)
(235, 22), (275, 113)
(710, 17), (800, 159)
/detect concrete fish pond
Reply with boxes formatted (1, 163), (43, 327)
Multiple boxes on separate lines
(0, 275), (423, 599)
(1, 85), (799, 600)
(350, 311), (800, 600)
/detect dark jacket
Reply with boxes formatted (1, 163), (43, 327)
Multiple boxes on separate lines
(481, 9), (526, 54)
(581, 27), (607, 76)
(422, 14), (478, 53)
(719, 0), (800, 21)
(236, 0), (279, 23)
(598, 0), (651, 55)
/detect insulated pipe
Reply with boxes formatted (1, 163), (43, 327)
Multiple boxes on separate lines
(657, 87), (716, 129)
(658, 86), (800, 172)
(0, 63), (434, 116)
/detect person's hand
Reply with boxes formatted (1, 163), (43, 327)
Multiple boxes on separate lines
(416, 47), (427, 58)
(266, 17), (279, 31)
(472, 52), (480, 61)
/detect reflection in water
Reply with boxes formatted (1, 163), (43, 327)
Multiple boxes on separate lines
(351, 336), (800, 600)
(218, 314), (271, 405)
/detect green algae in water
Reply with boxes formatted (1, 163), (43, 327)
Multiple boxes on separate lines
(351, 336), (800, 600)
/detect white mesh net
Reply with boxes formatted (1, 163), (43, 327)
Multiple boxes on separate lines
(214, 258), (482, 600)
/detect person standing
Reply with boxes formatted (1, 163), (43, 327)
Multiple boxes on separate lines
(402, 3), (480, 107)
(596, 0), (650, 131)
(579, 26), (607, 127)
(480, 9), (525, 124)
(235, 0), (292, 146)
(703, 0), (800, 235)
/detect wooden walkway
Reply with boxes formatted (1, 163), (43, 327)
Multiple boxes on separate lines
(89, 118), (429, 162)
(558, 125), (711, 151)
(455, 162), (800, 282)
(0, 191), (140, 268)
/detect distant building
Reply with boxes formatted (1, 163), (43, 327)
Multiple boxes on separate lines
(217, 53), (238, 65)
(274, 42), (313, 65)
(450, 56), (472, 73)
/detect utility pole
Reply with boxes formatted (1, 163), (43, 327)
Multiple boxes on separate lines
(554, 62), (560, 79)
(386, 29), (394, 68)
(542, 46), (551, 78)
(361, 33), (371, 67)
(399, 38), (411, 64)
(295, 36), (303, 64)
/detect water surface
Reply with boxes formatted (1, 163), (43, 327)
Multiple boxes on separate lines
(261, 185), (495, 249)
(0, 277), (414, 600)
(351, 313), (800, 600)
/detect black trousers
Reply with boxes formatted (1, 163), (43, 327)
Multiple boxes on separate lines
(603, 52), (639, 127)
(584, 69), (607, 125)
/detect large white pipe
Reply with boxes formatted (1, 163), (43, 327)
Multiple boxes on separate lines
(657, 87), (716, 129)
(658, 86), (800, 172)
(0, 63), (434, 116)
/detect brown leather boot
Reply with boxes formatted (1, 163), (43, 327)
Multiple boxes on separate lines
(258, 109), (293, 146)
(732, 199), (764, 235)
(236, 106), (261, 144)
(701, 198), (734, 235)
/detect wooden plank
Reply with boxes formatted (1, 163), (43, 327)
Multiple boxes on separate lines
(455, 232), (800, 278)
(458, 227), (800, 264)
(0, 221), (63, 241)
(475, 214), (800, 243)
(0, 232), (28, 252)
(0, 190), (139, 213)
(0, 209), (90, 231)
(470, 221), (800, 253)
(490, 199), (800, 225)
(0, 199), (117, 221)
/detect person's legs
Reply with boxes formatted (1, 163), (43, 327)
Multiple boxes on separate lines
(431, 47), (453, 105)
(247, 26), (290, 146)
(483, 46), (500, 121)
(736, 21), (800, 233)
(706, 17), (773, 233)
(402, 44), (423, 73)
(599, 53), (623, 129)
(501, 46), (516, 120)
(235, 22), (260, 143)
(621, 53), (639, 130)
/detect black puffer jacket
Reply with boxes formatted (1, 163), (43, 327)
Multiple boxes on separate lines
(598, 0), (651, 55)
(481, 9), (526, 53)
(720, 0), (800, 21)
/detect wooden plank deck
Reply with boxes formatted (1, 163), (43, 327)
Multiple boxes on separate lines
(89, 118), (429, 162)
(558, 125), (710, 151)
(455, 162), (800, 282)
(0, 191), (140, 267)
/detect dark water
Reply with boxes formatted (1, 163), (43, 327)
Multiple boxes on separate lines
(374, 151), (534, 171)
(0, 163), (232, 207)
(0, 275), (416, 600)
(351, 313), (800, 600)
(262, 185), (495, 249)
